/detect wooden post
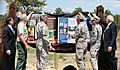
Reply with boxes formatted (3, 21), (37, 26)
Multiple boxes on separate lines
(96, 5), (105, 28)
(96, 5), (104, 19)
(54, 52), (58, 69)
(9, 2), (16, 19)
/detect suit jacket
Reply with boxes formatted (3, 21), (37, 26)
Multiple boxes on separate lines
(102, 22), (117, 52)
(2, 25), (16, 53)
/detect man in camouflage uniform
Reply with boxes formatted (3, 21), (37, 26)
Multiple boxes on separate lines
(89, 17), (102, 70)
(36, 16), (54, 70)
(74, 13), (90, 70)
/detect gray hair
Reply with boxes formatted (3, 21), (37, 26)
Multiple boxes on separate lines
(19, 14), (27, 20)
(106, 15), (114, 22)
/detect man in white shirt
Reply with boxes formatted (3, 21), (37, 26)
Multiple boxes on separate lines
(16, 12), (34, 70)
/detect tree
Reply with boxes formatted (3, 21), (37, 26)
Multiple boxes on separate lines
(5, 0), (47, 13)
(114, 14), (120, 30)
(93, 9), (96, 13)
(54, 7), (63, 14)
(72, 7), (82, 14)
(105, 9), (113, 18)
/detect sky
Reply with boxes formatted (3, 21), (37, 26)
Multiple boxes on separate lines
(43, 0), (120, 15)
(0, 0), (120, 15)
(0, 0), (7, 15)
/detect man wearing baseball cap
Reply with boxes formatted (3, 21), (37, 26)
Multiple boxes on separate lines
(89, 16), (102, 70)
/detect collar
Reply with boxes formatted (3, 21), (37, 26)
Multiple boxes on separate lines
(94, 24), (98, 28)
(107, 22), (112, 27)
(8, 25), (14, 31)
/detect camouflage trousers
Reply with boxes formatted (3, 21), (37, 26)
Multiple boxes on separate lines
(36, 45), (48, 70)
(76, 40), (88, 70)
(90, 42), (100, 70)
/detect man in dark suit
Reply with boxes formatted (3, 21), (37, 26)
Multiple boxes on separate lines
(2, 17), (16, 70)
(98, 15), (117, 70)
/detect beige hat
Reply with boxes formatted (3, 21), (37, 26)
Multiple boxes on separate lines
(19, 14), (27, 20)
(91, 17), (95, 21)
(106, 15), (114, 22)
(93, 14), (100, 20)
(78, 12), (85, 20)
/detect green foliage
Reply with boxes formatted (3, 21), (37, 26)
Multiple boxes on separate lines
(0, 15), (7, 28)
(72, 7), (83, 14)
(93, 9), (96, 13)
(105, 9), (113, 18)
(6, 0), (47, 13)
(54, 7), (64, 14)
(114, 14), (120, 30)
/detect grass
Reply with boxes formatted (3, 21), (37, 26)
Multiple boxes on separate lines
(28, 47), (36, 54)
(48, 53), (54, 60)
(59, 53), (65, 59)
(48, 53), (65, 60)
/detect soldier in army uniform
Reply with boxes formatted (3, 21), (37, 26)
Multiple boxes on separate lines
(89, 17), (102, 70)
(36, 16), (55, 70)
(74, 13), (90, 70)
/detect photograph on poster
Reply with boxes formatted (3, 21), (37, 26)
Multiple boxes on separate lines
(58, 17), (77, 43)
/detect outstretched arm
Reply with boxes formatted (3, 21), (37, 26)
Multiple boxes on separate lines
(26, 12), (34, 21)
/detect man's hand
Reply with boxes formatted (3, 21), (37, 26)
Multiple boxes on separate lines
(30, 12), (34, 14)
(108, 46), (112, 52)
(26, 12), (34, 21)
(25, 44), (30, 50)
(49, 45), (55, 51)
(6, 50), (11, 55)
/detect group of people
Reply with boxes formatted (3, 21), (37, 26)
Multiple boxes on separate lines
(2, 11), (117, 70)
(74, 13), (117, 70)
(2, 12), (55, 70)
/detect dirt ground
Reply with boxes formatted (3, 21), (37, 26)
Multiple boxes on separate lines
(15, 41), (120, 70)
(19, 50), (93, 70)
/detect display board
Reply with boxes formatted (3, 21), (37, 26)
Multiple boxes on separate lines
(47, 18), (56, 43)
(58, 17), (77, 43)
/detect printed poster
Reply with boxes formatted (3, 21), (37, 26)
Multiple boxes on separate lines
(58, 17), (77, 43)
